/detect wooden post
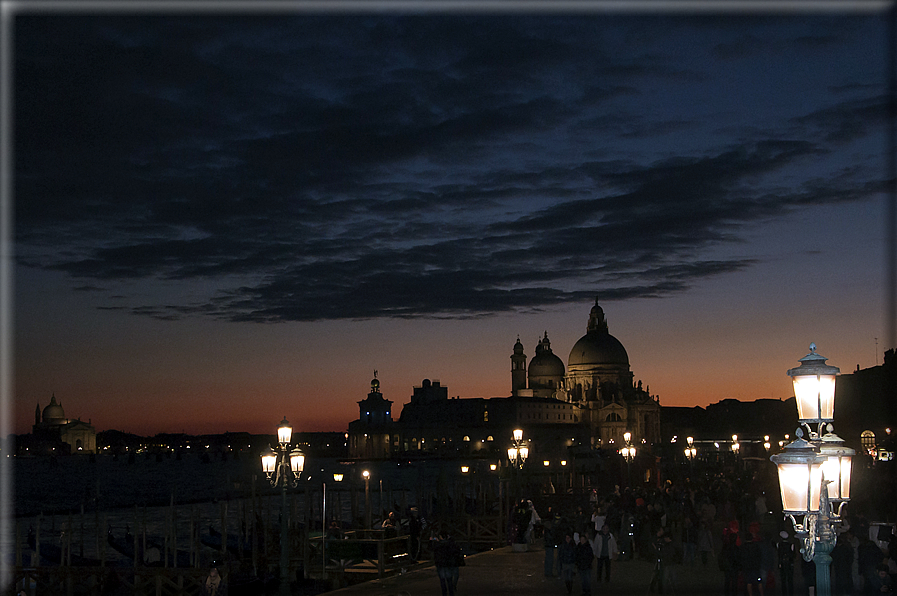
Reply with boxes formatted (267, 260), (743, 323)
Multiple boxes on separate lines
(36, 513), (42, 567)
(377, 536), (384, 579)
(189, 506), (196, 568)
(67, 512), (73, 566)
(238, 499), (244, 561)
(80, 503), (85, 558)
(170, 492), (176, 568)
(219, 501), (227, 560)
(133, 507), (139, 568)
(141, 506), (147, 567)
(251, 475), (257, 576)
(101, 515), (107, 568)
(94, 506), (99, 567)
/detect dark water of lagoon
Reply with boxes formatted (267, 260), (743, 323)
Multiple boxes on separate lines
(10, 453), (502, 565)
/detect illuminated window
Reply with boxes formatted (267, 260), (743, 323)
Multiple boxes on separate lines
(861, 430), (876, 455)
(463, 436), (470, 441)
(487, 436), (494, 441)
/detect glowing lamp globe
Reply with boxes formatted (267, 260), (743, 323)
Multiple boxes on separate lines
(290, 449), (305, 475)
(277, 417), (293, 446)
(261, 447), (278, 477)
(508, 447), (518, 462)
(519, 446), (529, 461)
(513, 429), (523, 442)
(787, 344), (839, 424)
(819, 431), (854, 502)
(770, 432), (824, 514)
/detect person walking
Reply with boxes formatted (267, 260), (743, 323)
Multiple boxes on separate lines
(558, 533), (577, 595)
(591, 523), (618, 583)
(741, 524), (764, 596)
(720, 521), (742, 596)
(433, 529), (461, 596)
(543, 505), (558, 577)
(648, 527), (674, 594)
(575, 532), (595, 595)
(682, 516), (698, 565)
(777, 530), (797, 596)
(408, 507), (424, 563)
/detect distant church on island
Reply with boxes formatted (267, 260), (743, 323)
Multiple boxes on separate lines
(30, 394), (97, 454)
(348, 300), (661, 460)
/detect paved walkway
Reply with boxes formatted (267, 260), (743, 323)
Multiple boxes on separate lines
(326, 544), (728, 596)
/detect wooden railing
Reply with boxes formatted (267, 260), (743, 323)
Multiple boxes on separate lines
(439, 515), (504, 548)
(306, 529), (412, 582)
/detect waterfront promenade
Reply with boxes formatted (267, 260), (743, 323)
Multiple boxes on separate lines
(328, 542), (728, 596)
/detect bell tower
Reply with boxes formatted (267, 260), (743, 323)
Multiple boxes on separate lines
(511, 336), (527, 394)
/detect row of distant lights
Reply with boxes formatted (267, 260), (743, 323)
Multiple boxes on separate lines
(459, 460), (569, 473)
(671, 434), (784, 453)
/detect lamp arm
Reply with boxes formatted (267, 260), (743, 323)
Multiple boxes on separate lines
(800, 513), (817, 562)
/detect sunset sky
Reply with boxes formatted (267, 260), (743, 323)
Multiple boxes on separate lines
(7, 3), (894, 437)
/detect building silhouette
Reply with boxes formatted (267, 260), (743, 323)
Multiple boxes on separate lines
(347, 373), (398, 459)
(347, 300), (661, 459)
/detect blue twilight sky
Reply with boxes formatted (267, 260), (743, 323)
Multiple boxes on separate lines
(6, 3), (895, 436)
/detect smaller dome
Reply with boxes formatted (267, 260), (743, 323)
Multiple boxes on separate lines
(529, 351), (565, 378)
(529, 332), (565, 378)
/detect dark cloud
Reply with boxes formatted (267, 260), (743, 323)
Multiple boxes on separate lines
(13, 14), (885, 323)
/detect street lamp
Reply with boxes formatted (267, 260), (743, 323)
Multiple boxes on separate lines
(508, 428), (528, 468)
(620, 431), (635, 486)
(362, 470), (371, 529)
(771, 344), (854, 596)
(507, 429), (528, 502)
(685, 436), (696, 461)
(261, 417), (305, 596)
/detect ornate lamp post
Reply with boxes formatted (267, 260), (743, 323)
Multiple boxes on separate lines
(620, 431), (636, 486)
(771, 344), (855, 596)
(261, 417), (305, 596)
(507, 428), (528, 500)
(362, 470), (371, 529)
(685, 436), (697, 462)
(507, 428), (529, 467)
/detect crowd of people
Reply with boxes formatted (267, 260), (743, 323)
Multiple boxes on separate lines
(321, 461), (896, 596)
(522, 466), (896, 595)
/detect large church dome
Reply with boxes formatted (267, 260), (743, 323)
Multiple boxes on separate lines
(568, 302), (629, 367)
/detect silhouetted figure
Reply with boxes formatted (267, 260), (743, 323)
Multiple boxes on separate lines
(200, 560), (228, 596)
